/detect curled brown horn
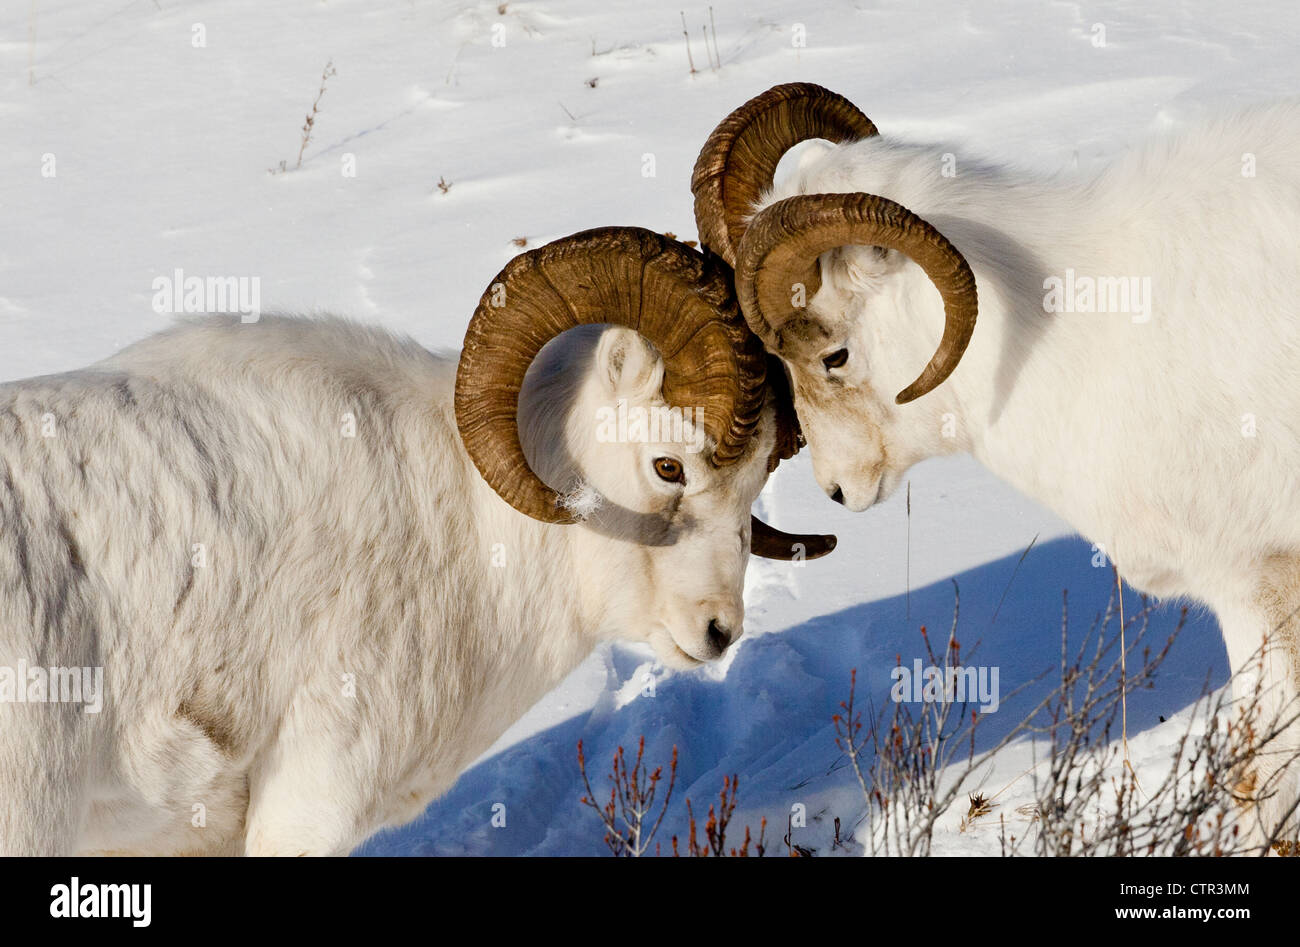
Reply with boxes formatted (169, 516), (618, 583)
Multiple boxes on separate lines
(456, 228), (836, 558)
(736, 192), (978, 404)
(455, 227), (766, 524)
(692, 83), (878, 267)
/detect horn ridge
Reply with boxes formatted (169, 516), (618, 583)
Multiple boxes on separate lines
(455, 227), (769, 523)
(735, 192), (978, 404)
(692, 83), (878, 266)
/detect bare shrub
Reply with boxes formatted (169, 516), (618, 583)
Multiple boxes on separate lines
(837, 584), (1300, 856)
(837, 581), (1040, 855)
(577, 737), (677, 856)
(672, 774), (767, 857)
(577, 740), (770, 856)
(296, 60), (337, 170)
(1005, 614), (1300, 856)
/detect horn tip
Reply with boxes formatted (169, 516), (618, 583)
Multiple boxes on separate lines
(809, 534), (837, 558)
(895, 384), (928, 405)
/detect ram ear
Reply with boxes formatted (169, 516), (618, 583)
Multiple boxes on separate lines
(833, 244), (903, 293)
(794, 139), (834, 174)
(594, 326), (665, 402)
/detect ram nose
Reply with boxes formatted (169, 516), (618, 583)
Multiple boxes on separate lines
(821, 475), (881, 512)
(706, 618), (734, 657)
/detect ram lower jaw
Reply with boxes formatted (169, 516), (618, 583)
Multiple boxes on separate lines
(649, 626), (707, 669)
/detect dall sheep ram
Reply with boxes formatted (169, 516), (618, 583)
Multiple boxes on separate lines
(0, 227), (833, 856)
(692, 83), (1300, 848)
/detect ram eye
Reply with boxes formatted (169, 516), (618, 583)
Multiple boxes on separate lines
(653, 457), (685, 484)
(822, 348), (849, 370)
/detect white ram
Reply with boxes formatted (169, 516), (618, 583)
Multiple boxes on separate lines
(692, 84), (1300, 849)
(0, 227), (833, 856)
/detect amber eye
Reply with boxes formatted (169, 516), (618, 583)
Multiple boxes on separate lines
(653, 457), (685, 484)
(823, 348), (849, 370)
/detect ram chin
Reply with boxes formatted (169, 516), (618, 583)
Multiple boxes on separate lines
(648, 626), (706, 669)
(875, 468), (905, 505)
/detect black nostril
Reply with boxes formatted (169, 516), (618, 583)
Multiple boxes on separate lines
(707, 619), (731, 654)
(830, 486), (845, 505)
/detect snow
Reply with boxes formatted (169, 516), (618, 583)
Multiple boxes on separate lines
(4, 0), (1294, 855)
